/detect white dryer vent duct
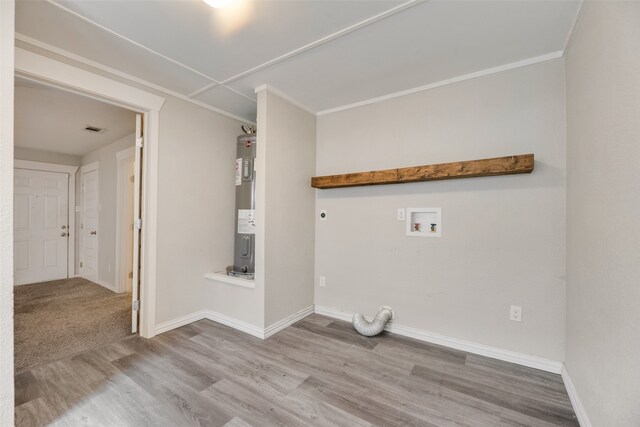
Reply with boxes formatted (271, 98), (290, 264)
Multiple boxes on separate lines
(352, 306), (394, 337)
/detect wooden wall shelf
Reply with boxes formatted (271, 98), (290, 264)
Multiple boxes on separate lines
(311, 154), (534, 189)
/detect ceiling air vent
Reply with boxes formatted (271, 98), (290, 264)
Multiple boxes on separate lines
(83, 125), (107, 134)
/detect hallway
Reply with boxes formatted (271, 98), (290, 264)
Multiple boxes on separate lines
(14, 277), (131, 373)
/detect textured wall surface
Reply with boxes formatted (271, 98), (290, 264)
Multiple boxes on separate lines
(261, 90), (316, 327)
(81, 133), (135, 289)
(315, 59), (567, 361)
(565, 2), (640, 426)
(0, 1), (15, 424)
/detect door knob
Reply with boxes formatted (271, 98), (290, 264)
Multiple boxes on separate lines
(61, 232), (68, 237)
(61, 225), (67, 229)
(90, 231), (97, 235)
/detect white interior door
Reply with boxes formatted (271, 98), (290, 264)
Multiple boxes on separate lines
(14, 169), (69, 285)
(80, 165), (99, 283)
(132, 113), (143, 333)
(124, 158), (135, 293)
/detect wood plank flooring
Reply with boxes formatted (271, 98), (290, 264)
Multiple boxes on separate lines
(14, 315), (578, 426)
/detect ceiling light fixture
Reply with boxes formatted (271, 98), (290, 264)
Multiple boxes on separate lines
(203, 0), (234, 9)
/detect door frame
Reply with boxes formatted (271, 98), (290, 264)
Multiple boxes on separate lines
(14, 159), (78, 278)
(115, 146), (134, 293)
(79, 161), (99, 284)
(15, 47), (165, 338)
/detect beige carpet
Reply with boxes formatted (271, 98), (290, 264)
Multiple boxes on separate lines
(14, 277), (132, 373)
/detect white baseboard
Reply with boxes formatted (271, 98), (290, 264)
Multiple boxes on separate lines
(202, 310), (265, 339)
(155, 310), (208, 335)
(96, 280), (116, 292)
(561, 364), (592, 427)
(314, 305), (562, 374)
(155, 306), (314, 340)
(264, 306), (314, 339)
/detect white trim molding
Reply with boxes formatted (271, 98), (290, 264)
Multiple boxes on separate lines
(154, 310), (263, 339)
(14, 160), (78, 175)
(114, 146), (135, 294)
(155, 306), (314, 340)
(317, 51), (564, 116)
(204, 271), (255, 289)
(14, 160), (78, 278)
(264, 306), (314, 339)
(254, 84), (315, 116)
(15, 47), (165, 339)
(79, 161), (99, 285)
(562, 364), (592, 427)
(155, 310), (210, 335)
(15, 34), (255, 125)
(314, 305), (562, 374)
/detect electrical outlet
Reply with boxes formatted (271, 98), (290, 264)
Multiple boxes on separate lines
(510, 305), (522, 322)
(397, 208), (405, 221)
(319, 276), (326, 287)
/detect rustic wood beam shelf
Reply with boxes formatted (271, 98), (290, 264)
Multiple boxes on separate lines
(311, 154), (534, 189)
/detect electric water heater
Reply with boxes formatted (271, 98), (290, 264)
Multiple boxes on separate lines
(229, 134), (256, 278)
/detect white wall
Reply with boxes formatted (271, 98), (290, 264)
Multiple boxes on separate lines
(259, 89), (316, 327)
(14, 41), (245, 328)
(315, 59), (566, 362)
(79, 133), (135, 289)
(14, 146), (80, 166)
(0, 1), (15, 424)
(158, 96), (242, 325)
(565, 3), (640, 426)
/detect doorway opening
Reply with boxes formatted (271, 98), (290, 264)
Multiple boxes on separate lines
(12, 76), (144, 372)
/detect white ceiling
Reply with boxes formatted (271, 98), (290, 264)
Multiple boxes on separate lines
(15, 0), (582, 122)
(14, 77), (136, 156)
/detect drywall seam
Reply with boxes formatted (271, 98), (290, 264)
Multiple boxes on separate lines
(317, 51), (563, 115)
(254, 84), (314, 115)
(45, 0), (221, 85)
(15, 34), (256, 124)
(219, 0), (423, 86)
(561, 364), (593, 427)
(562, 1), (584, 54)
(315, 305), (562, 374)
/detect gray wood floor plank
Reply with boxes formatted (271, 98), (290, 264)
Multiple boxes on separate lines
(118, 336), (219, 392)
(202, 378), (310, 427)
(16, 314), (578, 427)
(191, 333), (310, 394)
(296, 375), (439, 427)
(14, 397), (64, 427)
(292, 320), (379, 350)
(112, 352), (233, 427)
(14, 371), (43, 407)
(222, 417), (253, 427)
(411, 363), (578, 425)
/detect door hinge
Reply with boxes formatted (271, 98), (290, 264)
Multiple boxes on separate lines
(132, 300), (140, 311)
(130, 175), (135, 182)
(134, 218), (142, 229)
(129, 271), (133, 279)
(80, 261), (83, 268)
(136, 137), (144, 148)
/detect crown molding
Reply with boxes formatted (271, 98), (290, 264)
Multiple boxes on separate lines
(317, 51), (563, 116)
(15, 34), (255, 124)
(254, 84), (316, 116)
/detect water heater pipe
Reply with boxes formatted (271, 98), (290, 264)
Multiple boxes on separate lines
(352, 306), (394, 337)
